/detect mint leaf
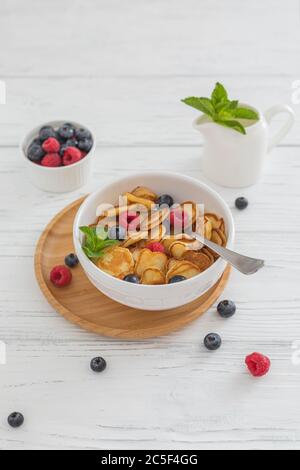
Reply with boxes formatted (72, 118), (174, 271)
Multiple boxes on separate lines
(233, 107), (259, 120)
(181, 83), (259, 135)
(216, 119), (246, 135)
(211, 82), (228, 105)
(227, 100), (239, 110)
(80, 226), (119, 260)
(181, 97), (215, 117)
(80, 226), (98, 251)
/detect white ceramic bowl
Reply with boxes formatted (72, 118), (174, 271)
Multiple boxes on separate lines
(73, 172), (235, 311)
(21, 120), (95, 193)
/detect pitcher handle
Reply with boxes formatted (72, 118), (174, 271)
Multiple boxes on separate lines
(264, 105), (295, 152)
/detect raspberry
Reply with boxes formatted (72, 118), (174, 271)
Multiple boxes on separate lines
(147, 242), (165, 253)
(42, 137), (60, 153)
(170, 208), (189, 230)
(119, 211), (139, 229)
(245, 352), (271, 377)
(62, 147), (81, 166)
(50, 265), (72, 287)
(41, 153), (61, 167)
(80, 151), (87, 159)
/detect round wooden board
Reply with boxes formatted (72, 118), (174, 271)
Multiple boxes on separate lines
(35, 197), (231, 340)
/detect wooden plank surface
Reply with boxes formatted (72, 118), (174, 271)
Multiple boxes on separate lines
(0, 0), (300, 450)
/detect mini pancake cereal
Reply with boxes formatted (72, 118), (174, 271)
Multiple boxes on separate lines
(80, 186), (227, 285)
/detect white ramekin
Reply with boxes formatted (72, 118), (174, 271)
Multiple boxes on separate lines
(21, 120), (95, 193)
(73, 172), (235, 311)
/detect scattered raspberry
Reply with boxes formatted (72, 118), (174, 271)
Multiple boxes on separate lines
(80, 151), (87, 159)
(41, 153), (62, 167)
(42, 137), (60, 153)
(50, 265), (72, 287)
(245, 352), (271, 377)
(147, 242), (165, 253)
(62, 147), (81, 166)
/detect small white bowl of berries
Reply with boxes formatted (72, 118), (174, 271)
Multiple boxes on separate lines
(21, 120), (95, 192)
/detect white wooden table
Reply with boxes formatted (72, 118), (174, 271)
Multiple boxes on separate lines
(0, 0), (300, 450)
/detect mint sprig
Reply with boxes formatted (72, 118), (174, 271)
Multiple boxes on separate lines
(80, 226), (119, 260)
(181, 82), (259, 135)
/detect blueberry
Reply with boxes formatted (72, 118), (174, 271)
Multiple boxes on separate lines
(8, 412), (24, 428)
(65, 253), (79, 268)
(65, 138), (79, 148)
(75, 128), (92, 141)
(78, 138), (93, 152)
(39, 125), (56, 142)
(27, 142), (45, 163)
(108, 225), (126, 240)
(58, 123), (75, 140)
(90, 357), (107, 373)
(123, 274), (140, 283)
(156, 194), (174, 208)
(217, 300), (236, 318)
(204, 333), (222, 351)
(168, 275), (186, 284)
(235, 197), (248, 210)
(59, 143), (69, 156)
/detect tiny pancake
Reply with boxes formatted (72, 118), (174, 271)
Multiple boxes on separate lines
(183, 250), (212, 271)
(169, 241), (188, 260)
(205, 213), (223, 230)
(131, 247), (142, 263)
(204, 218), (213, 240)
(167, 258), (178, 271)
(211, 228), (226, 246)
(214, 228), (227, 246)
(135, 248), (168, 277)
(166, 260), (201, 283)
(97, 247), (134, 279)
(201, 247), (215, 264)
(122, 231), (148, 248)
(131, 186), (158, 201)
(181, 201), (200, 226)
(141, 268), (165, 285)
(148, 223), (167, 243)
(124, 192), (155, 210)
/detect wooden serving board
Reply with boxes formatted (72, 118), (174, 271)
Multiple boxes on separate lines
(34, 197), (231, 340)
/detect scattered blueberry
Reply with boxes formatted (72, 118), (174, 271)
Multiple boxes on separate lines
(39, 125), (56, 142)
(27, 142), (45, 163)
(90, 357), (107, 373)
(65, 253), (79, 268)
(8, 412), (24, 428)
(156, 194), (174, 208)
(235, 197), (248, 210)
(168, 275), (186, 284)
(78, 138), (93, 152)
(123, 274), (140, 283)
(75, 128), (92, 141)
(204, 333), (222, 351)
(217, 300), (236, 318)
(58, 123), (75, 140)
(108, 225), (126, 240)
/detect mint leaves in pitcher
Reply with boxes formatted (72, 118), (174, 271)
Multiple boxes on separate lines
(182, 83), (259, 135)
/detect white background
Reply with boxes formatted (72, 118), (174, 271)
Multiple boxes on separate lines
(0, 0), (300, 450)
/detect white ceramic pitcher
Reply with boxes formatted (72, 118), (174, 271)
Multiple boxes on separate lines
(193, 104), (295, 188)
